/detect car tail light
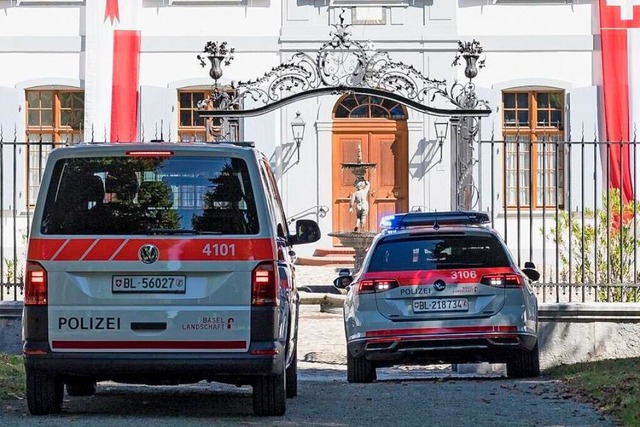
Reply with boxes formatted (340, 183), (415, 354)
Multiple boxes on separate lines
(25, 261), (48, 306)
(252, 261), (278, 306)
(481, 273), (522, 288)
(355, 279), (399, 294)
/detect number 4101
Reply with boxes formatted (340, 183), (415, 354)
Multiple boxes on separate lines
(202, 243), (236, 257)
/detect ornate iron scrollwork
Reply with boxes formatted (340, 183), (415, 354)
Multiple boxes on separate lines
(197, 11), (491, 119)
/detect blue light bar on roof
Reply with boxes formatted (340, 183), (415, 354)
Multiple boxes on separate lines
(380, 211), (491, 229)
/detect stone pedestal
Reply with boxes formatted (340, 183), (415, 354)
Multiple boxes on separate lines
(328, 231), (377, 271)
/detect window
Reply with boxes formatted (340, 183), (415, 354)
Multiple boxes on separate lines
(177, 89), (240, 143)
(26, 89), (84, 206)
(334, 95), (407, 119)
(368, 234), (510, 272)
(41, 155), (259, 235)
(503, 90), (565, 208)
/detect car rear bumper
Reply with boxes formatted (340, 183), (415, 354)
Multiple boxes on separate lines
(347, 331), (537, 365)
(23, 340), (285, 384)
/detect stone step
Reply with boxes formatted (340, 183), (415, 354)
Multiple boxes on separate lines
(296, 255), (354, 267)
(313, 247), (356, 257)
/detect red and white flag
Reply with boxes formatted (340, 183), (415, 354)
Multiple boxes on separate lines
(598, 0), (640, 202)
(85, 0), (142, 142)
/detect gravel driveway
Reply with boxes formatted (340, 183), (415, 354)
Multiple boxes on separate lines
(0, 304), (618, 427)
(0, 267), (621, 426)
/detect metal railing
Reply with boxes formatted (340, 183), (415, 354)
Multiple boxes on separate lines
(479, 137), (640, 302)
(3, 136), (640, 302)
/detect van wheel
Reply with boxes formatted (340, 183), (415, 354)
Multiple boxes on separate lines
(252, 370), (286, 416)
(347, 352), (376, 383)
(66, 380), (96, 397)
(285, 347), (298, 398)
(507, 341), (541, 378)
(26, 368), (64, 415)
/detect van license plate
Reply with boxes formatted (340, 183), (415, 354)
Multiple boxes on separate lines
(413, 298), (468, 313)
(112, 276), (186, 293)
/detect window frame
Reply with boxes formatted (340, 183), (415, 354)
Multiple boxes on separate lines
(25, 88), (84, 207)
(502, 89), (565, 210)
(177, 88), (241, 143)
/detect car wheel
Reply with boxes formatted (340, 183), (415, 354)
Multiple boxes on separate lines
(26, 367), (64, 415)
(66, 380), (97, 397)
(506, 341), (541, 378)
(252, 370), (286, 416)
(347, 352), (376, 383)
(285, 347), (298, 398)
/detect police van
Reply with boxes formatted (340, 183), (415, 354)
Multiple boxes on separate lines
(23, 142), (321, 416)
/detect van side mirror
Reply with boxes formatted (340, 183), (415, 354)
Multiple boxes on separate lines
(288, 219), (321, 245)
(522, 261), (540, 282)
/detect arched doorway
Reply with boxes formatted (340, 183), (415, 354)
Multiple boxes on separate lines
(332, 95), (409, 238)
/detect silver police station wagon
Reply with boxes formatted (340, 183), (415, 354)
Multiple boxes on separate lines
(334, 211), (541, 383)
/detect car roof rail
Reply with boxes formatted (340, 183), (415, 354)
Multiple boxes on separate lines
(380, 210), (491, 229)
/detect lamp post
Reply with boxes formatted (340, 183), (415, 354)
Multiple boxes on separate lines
(290, 111), (306, 164)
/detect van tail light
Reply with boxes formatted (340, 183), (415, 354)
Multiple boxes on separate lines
(481, 273), (522, 288)
(25, 261), (48, 306)
(252, 261), (278, 306)
(355, 279), (399, 294)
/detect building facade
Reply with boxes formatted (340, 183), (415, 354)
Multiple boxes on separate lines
(0, 0), (629, 279)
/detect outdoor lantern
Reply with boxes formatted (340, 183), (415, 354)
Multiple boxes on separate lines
(291, 111), (306, 163)
(434, 121), (448, 145)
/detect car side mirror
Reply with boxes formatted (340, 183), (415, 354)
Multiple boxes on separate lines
(522, 261), (540, 282)
(288, 219), (321, 245)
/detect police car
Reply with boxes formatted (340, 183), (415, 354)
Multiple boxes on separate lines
(23, 142), (321, 416)
(334, 211), (540, 382)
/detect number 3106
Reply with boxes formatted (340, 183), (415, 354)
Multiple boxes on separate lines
(451, 270), (477, 280)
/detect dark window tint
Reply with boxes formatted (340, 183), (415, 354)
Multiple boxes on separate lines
(368, 234), (511, 272)
(41, 155), (259, 235)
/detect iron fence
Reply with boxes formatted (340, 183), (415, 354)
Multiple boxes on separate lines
(2, 137), (640, 303)
(479, 137), (640, 302)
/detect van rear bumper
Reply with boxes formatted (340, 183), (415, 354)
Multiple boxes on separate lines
(23, 340), (285, 383)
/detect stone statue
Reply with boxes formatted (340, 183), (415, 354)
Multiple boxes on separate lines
(349, 179), (370, 232)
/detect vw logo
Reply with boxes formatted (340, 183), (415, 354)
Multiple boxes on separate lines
(139, 244), (159, 264)
(433, 280), (446, 292)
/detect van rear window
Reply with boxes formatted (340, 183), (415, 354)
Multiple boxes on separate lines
(40, 155), (259, 235)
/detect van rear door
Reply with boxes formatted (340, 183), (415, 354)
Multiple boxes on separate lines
(30, 150), (273, 353)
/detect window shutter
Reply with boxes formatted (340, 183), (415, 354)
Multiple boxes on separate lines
(475, 87), (502, 217)
(139, 86), (173, 142)
(567, 86), (601, 211)
(0, 87), (24, 211)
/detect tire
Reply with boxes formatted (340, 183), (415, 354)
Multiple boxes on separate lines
(285, 347), (298, 398)
(252, 371), (286, 416)
(507, 341), (541, 378)
(347, 352), (376, 383)
(66, 380), (96, 397)
(26, 368), (64, 415)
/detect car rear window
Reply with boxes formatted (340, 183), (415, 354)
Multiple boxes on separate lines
(368, 234), (511, 272)
(40, 155), (259, 235)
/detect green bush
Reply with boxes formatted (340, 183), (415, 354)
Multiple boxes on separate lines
(544, 189), (640, 300)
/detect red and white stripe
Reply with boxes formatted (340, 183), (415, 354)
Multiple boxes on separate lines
(85, 0), (142, 143)
(27, 238), (276, 262)
(599, 0), (640, 201)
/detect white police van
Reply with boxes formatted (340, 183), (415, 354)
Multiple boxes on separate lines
(23, 142), (321, 416)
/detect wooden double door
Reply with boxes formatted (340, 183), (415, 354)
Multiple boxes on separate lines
(332, 120), (408, 236)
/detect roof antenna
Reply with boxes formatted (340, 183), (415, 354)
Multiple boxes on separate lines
(433, 210), (440, 231)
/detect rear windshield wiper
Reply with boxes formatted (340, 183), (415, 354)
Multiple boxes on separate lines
(147, 228), (222, 235)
